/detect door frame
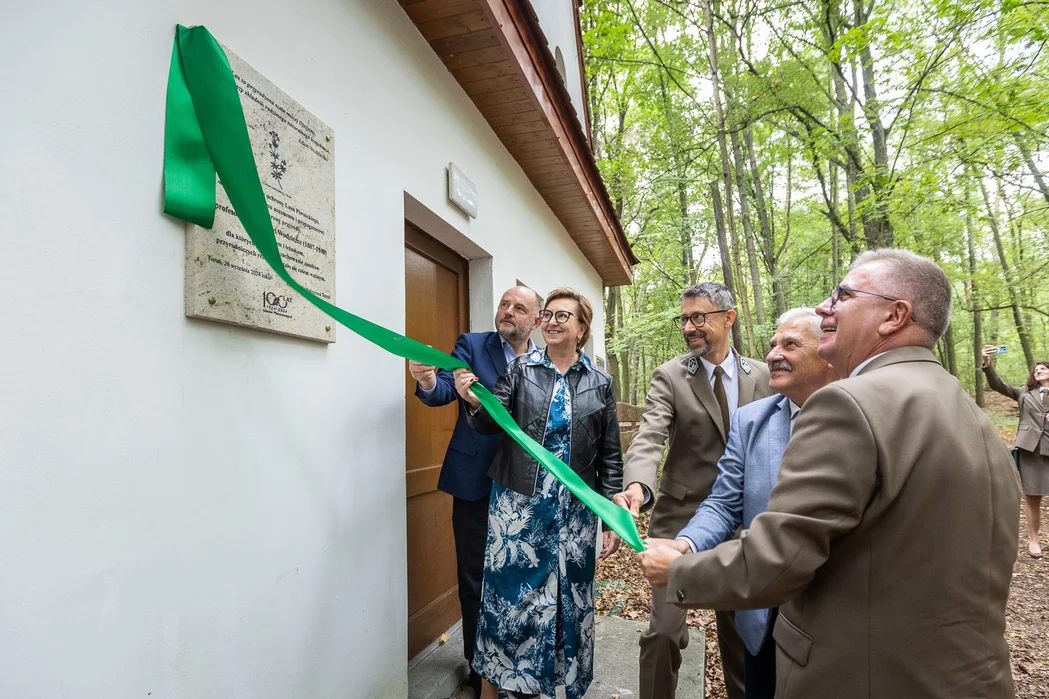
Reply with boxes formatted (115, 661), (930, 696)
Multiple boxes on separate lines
(403, 218), (471, 661)
(404, 192), (493, 335)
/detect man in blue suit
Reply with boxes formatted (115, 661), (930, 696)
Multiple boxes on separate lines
(646, 308), (838, 699)
(408, 285), (543, 696)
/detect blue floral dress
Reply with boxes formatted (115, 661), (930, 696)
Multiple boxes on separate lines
(473, 350), (599, 698)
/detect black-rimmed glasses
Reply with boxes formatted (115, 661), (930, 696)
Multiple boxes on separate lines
(539, 309), (575, 324)
(830, 284), (916, 321)
(671, 309), (729, 329)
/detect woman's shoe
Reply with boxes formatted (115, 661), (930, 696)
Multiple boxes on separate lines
(1028, 541), (1043, 559)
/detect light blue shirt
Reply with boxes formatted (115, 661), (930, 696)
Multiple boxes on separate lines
(502, 337), (538, 364)
(672, 393), (796, 655)
(418, 336), (537, 396)
(679, 399), (799, 553)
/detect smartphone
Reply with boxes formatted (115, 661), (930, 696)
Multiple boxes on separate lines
(995, 345), (1009, 354)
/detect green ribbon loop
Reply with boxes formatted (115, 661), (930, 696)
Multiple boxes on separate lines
(163, 25), (643, 552)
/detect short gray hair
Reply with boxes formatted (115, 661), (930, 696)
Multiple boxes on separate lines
(681, 281), (735, 310)
(851, 248), (952, 343)
(776, 307), (822, 339)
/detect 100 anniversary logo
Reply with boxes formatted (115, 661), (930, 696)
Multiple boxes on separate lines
(262, 291), (292, 317)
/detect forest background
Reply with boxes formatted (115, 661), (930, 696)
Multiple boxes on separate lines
(583, 0), (1049, 402)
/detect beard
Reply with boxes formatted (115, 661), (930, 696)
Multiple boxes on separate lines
(685, 331), (713, 358)
(497, 317), (533, 345)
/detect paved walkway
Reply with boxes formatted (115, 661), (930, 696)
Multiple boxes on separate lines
(408, 615), (705, 699)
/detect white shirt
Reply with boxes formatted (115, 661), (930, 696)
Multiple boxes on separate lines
(850, 352), (889, 378)
(789, 400), (801, 433)
(701, 352), (739, 416)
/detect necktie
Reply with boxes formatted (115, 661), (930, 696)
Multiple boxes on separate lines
(713, 365), (730, 433)
(1042, 389), (1047, 411)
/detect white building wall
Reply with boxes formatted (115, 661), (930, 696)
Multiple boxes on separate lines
(0, 1), (607, 698)
(529, 0), (589, 130)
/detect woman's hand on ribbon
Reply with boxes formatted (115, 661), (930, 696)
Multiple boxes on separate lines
(599, 529), (621, 560)
(454, 369), (481, 409)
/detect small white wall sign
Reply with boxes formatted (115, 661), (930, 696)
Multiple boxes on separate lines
(447, 163), (478, 218)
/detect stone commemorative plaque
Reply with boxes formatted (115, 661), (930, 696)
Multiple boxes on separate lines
(185, 46), (335, 343)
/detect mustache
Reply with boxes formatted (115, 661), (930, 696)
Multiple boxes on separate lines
(684, 330), (706, 342)
(769, 360), (793, 372)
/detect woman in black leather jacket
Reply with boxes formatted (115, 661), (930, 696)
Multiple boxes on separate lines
(455, 288), (624, 699)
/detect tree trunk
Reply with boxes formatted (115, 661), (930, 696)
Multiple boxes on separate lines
(710, 181), (745, 352)
(746, 128), (785, 317)
(823, 0), (861, 252)
(852, 0), (894, 248)
(616, 285), (633, 403)
(657, 75), (696, 285)
(942, 322), (958, 377)
(830, 144), (841, 286)
(979, 177), (1035, 367)
(722, 13), (766, 346)
(1015, 134), (1049, 207)
(965, 168), (984, 406)
(782, 150), (792, 306)
(702, 0), (753, 357)
(730, 125), (767, 346)
(605, 286), (622, 401)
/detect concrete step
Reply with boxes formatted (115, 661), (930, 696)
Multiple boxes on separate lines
(407, 615), (705, 699)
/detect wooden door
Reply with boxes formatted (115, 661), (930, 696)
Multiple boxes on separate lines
(404, 223), (469, 659)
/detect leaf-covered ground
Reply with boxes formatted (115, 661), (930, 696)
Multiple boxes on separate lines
(596, 393), (1048, 698)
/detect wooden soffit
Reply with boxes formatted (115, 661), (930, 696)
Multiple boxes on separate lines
(398, 0), (637, 286)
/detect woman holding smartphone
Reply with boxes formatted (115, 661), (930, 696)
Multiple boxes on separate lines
(982, 345), (1049, 558)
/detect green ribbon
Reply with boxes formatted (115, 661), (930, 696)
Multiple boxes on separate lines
(163, 25), (643, 552)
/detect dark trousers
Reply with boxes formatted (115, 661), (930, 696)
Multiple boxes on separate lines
(639, 586), (745, 699)
(452, 495), (490, 668)
(743, 610), (777, 699)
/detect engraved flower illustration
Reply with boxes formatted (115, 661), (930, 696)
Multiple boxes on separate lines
(267, 130), (288, 189)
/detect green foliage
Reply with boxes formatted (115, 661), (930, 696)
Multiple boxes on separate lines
(584, 0), (1049, 403)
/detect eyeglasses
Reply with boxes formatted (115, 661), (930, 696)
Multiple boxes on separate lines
(671, 309), (729, 329)
(539, 309), (575, 324)
(830, 284), (917, 321)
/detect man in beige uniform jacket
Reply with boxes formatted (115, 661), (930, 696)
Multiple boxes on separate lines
(615, 282), (771, 699)
(638, 250), (1020, 699)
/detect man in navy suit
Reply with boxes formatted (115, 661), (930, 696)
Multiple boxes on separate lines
(408, 286), (543, 696)
(643, 308), (838, 699)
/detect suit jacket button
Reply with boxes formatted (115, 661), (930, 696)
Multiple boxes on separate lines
(676, 589), (685, 602)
